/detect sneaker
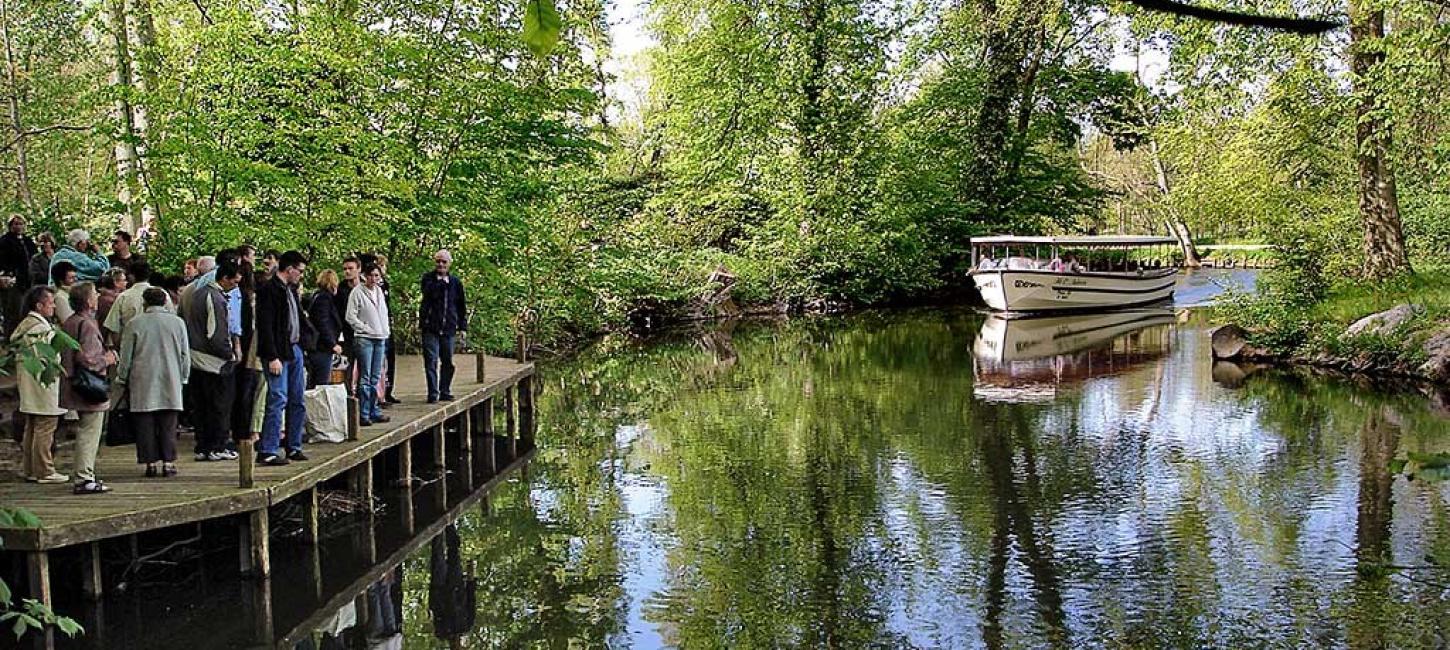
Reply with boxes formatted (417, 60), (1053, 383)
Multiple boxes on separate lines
(36, 473), (69, 484)
(258, 454), (291, 467)
(373, 415), (391, 424)
(218, 449), (239, 460)
(360, 419), (374, 427)
(195, 452), (213, 462)
(162, 464), (178, 477)
(287, 450), (309, 462)
(207, 451), (229, 462)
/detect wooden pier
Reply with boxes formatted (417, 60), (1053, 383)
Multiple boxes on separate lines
(0, 353), (536, 648)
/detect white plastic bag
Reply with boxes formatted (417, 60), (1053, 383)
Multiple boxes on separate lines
(304, 384), (349, 443)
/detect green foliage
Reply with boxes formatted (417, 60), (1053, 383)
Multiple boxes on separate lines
(1391, 452), (1450, 483)
(1, 327), (79, 386)
(0, 508), (83, 640)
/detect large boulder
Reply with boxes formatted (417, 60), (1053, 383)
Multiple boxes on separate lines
(1419, 327), (1450, 382)
(1211, 324), (1272, 360)
(1344, 304), (1422, 339)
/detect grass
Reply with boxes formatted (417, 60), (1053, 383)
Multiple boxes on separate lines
(1310, 263), (1450, 325)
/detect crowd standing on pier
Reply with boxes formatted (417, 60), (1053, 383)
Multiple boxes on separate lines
(0, 216), (468, 492)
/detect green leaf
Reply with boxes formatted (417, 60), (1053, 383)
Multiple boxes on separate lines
(0, 510), (13, 528)
(1407, 451), (1450, 469)
(0, 579), (10, 607)
(10, 509), (40, 529)
(54, 617), (82, 637)
(522, 0), (561, 58)
(1389, 458), (1406, 475)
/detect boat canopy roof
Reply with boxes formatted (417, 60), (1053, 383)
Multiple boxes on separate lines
(970, 235), (1178, 247)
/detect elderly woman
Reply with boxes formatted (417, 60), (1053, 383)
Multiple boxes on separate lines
(306, 269), (345, 388)
(11, 286), (67, 483)
(97, 267), (128, 325)
(116, 288), (190, 477)
(61, 282), (116, 493)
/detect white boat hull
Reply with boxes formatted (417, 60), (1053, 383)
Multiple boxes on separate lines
(970, 269), (1177, 313)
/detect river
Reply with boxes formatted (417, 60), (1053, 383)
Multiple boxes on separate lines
(51, 270), (1450, 649)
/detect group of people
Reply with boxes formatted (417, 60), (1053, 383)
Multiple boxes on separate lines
(1, 216), (470, 495)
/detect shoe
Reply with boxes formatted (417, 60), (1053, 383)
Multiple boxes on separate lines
(360, 419), (374, 427)
(207, 451), (229, 462)
(379, 401), (392, 410)
(162, 464), (178, 477)
(385, 395), (401, 404)
(145, 464), (157, 478)
(36, 473), (69, 484)
(218, 449), (239, 460)
(427, 397), (438, 404)
(287, 450), (309, 462)
(258, 454), (290, 466)
(195, 452), (213, 462)
(373, 415), (391, 424)
(439, 394), (454, 401)
(73, 480), (111, 494)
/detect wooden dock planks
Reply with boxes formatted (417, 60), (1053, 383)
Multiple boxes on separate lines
(0, 354), (534, 552)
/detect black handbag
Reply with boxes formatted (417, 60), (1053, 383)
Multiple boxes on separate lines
(104, 408), (135, 447)
(70, 366), (110, 403)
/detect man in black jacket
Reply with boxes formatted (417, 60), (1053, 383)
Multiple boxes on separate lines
(256, 251), (310, 466)
(0, 215), (36, 333)
(334, 256), (361, 394)
(419, 249), (467, 403)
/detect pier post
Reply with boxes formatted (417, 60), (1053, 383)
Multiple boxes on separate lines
(301, 487), (320, 545)
(26, 552), (52, 644)
(458, 410), (474, 488)
(239, 508), (270, 578)
(432, 422), (447, 473)
(81, 542), (103, 600)
(519, 375), (535, 448)
(395, 440), (413, 488)
(482, 397), (496, 475)
(475, 351), (487, 383)
(505, 385), (517, 459)
(349, 458), (374, 504)
(246, 578), (273, 646)
(347, 397), (361, 441)
(238, 439), (255, 488)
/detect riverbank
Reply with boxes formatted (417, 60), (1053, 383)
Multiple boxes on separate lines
(1211, 265), (1450, 383)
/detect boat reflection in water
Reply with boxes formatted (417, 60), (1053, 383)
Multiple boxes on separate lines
(972, 308), (1177, 402)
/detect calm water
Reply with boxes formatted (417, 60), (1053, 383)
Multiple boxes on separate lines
(45, 271), (1450, 649)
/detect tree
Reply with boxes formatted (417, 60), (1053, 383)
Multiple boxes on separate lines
(1348, 0), (1411, 279)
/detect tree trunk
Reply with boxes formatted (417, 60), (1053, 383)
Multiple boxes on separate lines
(0, 0), (34, 211)
(1349, 0), (1411, 280)
(124, 0), (161, 234)
(1147, 136), (1201, 266)
(104, 0), (143, 234)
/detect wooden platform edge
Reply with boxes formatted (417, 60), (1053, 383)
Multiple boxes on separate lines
(0, 361), (536, 552)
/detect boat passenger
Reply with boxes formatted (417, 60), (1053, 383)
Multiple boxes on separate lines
(977, 256), (996, 270)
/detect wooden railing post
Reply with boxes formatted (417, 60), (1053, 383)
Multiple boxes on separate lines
(238, 439), (255, 488)
(475, 351), (487, 383)
(346, 396), (361, 441)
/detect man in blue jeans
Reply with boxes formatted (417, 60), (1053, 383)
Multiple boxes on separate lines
(255, 251), (311, 466)
(418, 249), (467, 403)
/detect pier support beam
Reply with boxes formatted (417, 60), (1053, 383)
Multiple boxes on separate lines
(301, 487), (319, 545)
(519, 375), (535, 448)
(458, 411), (474, 489)
(482, 398), (496, 475)
(347, 397), (361, 441)
(505, 385), (517, 459)
(395, 440), (413, 488)
(349, 459), (373, 502)
(26, 551), (52, 613)
(239, 508), (270, 579)
(81, 542), (103, 600)
(432, 422), (447, 473)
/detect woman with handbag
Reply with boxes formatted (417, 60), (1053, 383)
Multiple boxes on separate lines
(61, 282), (116, 493)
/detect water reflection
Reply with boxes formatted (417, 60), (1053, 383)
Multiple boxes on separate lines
(46, 306), (1450, 649)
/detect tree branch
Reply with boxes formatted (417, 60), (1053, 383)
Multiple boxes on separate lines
(1, 123), (92, 152)
(1121, 0), (1342, 35)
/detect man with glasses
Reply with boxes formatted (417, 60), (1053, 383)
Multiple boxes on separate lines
(418, 249), (467, 403)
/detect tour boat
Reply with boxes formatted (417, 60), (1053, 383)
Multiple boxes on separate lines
(969, 235), (1179, 314)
